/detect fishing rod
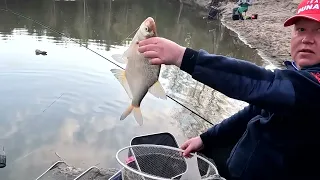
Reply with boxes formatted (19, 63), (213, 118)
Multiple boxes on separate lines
(1, 7), (214, 126)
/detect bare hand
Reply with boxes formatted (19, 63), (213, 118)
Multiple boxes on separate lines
(137, 37), (186, 67)
(180, 136), (204, 157)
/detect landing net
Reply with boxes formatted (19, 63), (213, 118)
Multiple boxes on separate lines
(116, 144), (225, 180)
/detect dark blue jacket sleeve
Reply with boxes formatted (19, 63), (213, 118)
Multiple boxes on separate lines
(180, 48), (319, 113)
(180, 48), (320, 147)
(200, 104), (261, 148)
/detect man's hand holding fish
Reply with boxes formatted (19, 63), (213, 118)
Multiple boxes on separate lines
(137, 37), (186, 67)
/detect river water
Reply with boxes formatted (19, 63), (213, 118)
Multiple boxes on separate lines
(0, 0), (273, 179)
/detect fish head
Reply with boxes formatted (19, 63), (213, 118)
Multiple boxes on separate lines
(139, 17), (157, 39)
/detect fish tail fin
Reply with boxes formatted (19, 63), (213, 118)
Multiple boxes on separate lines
(110, 69), (133, 99)
(120, 105), (134, 121)
(148, 80), (167, 100)
(133, 107), (143, 126)
(120, 105), (143, 126)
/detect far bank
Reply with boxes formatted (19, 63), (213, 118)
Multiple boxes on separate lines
(180, 0), (301, 68)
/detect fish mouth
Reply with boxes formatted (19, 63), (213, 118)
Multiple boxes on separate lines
(145, 17), (155, 22)
(146, 32), (156, 38)
(298, 48), (315, 54)
(144, 17), (157, 37)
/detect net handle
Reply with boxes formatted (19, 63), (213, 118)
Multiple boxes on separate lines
(115, 144), (220, 180)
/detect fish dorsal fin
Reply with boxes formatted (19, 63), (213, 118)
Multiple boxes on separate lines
(111, 40), (138, 64)
(148, 81), (167, 100)
(111, 54), (128, 64)
(110, 69), (133, 99)
(123, 48), (131, 58)
(123, 39), (139, 58)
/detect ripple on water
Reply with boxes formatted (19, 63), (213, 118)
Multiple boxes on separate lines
(92, 98), (125, 114)
(38, 91), (82, 109)
(0, 65), (114, 90)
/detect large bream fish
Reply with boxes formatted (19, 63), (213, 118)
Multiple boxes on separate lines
(110, 17), (167, 126)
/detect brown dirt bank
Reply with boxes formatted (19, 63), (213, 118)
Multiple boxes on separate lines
(181, 0), (302, 68)
(218, 0), (301, 67)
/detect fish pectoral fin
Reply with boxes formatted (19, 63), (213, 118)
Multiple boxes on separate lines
(120, 105), (143, 126)
(111, 54), (128, 64)
(148, 81), (167, 100)
(110, 69), (133, 99)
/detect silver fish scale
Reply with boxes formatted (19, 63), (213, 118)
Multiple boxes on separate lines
(125, 48), (161, 106)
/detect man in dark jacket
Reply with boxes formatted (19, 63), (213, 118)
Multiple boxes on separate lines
(137, 0), (320, 179)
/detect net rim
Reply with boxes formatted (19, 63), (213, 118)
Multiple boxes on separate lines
(115, 144), (219, 180)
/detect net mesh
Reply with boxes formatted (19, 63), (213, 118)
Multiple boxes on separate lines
(116, 144), (222, 180)
(74, 167), (118, 180)
(36, 161), (119, 180)
(36, 161), (83, 180)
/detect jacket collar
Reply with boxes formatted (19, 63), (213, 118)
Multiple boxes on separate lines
(284, 61), (299, 71)
(284, 60), (320, 71)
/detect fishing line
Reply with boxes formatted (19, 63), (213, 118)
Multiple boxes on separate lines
(42, 93), (65, 113)
(1, 7), (214, 126)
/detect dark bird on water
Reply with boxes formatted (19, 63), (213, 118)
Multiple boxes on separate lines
(35, 49), (47, 55)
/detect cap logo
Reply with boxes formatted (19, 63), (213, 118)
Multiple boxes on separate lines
(298, 0), (320, 14)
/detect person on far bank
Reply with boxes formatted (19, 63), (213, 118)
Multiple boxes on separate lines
(137, 0), (320, 179)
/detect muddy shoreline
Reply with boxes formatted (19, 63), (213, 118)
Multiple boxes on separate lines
(184, 0), (300, 68)
(219, 0), (301, 68)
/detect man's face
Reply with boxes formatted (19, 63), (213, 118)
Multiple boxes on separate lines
(290, 18), (320, 69)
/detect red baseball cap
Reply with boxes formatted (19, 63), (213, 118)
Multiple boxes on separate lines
(284, 0), (320, 27)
